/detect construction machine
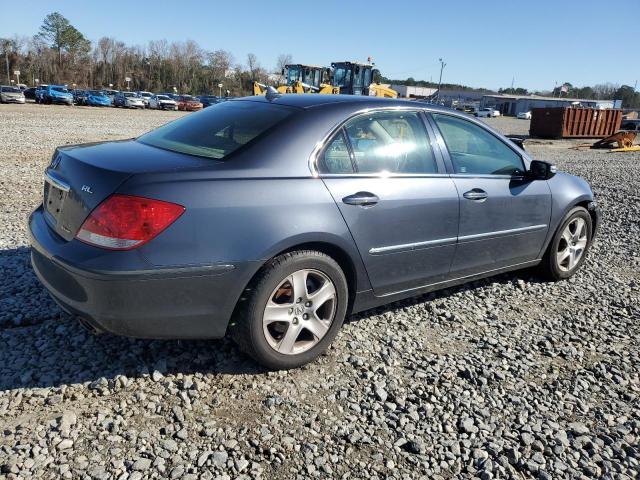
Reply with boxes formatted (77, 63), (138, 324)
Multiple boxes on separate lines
(253, 64), (338, 95)
(330, 61), (398, 98)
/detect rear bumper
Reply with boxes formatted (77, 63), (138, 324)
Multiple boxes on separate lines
(29, 206), (258, 339)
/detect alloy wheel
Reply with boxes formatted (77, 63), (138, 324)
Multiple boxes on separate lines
(556, 217), (588, 272)
(262, 269), (337, 355)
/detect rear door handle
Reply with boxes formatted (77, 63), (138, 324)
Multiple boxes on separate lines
(463, 188), (488, 201)
(342, 192), (379, 206)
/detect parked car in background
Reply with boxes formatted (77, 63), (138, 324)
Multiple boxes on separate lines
(86, 90), (112, 107)
(30, 95), (600, 369)
(23, 87), (37, 101)
(0, 85), (26, 104)
(475, 107), (500, 118)
(148, 94), (178, 110)
(197, 95), (224, 108)
(73, 89), (88, 105)
(114, 91), (145, 109)
(620, 119), (640, 132)
(517, 111), (532, 120)
(177, 95), (203, 111)
(136, 91), (153, 108)
(102, 89), (119, 104)
(38, 85), (73, 105)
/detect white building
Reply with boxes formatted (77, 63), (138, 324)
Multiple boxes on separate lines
(391, 85), (438, 99)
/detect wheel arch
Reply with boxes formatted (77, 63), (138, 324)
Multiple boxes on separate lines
(236, 237), (367, 317)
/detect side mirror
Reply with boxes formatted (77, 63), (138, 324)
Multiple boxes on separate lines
(528, 160), (557, 180)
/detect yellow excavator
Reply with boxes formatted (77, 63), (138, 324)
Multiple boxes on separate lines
(330, 61), (398, 98)
(253, 64), (338, 95)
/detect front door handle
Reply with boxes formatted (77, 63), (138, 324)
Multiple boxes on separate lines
(342, 192), (379, 206)
(463, 188), (488, 201)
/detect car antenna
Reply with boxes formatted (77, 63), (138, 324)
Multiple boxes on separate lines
(265, 86), (282, 102)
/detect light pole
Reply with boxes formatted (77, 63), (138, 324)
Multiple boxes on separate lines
(218, 83), (223, 97)
(437, 58), (446, 104)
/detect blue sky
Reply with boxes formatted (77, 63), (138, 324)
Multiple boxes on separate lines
(1, 0), (638, 91)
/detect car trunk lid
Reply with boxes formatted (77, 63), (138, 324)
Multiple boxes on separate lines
(43, 139), (215, 241)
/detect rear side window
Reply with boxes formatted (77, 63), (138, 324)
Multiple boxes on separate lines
(319, 111), (438, 174)
(432, 114), (524, 175)
(137, 101), (295, 160)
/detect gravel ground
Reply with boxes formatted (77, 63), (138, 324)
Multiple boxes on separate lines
(0, 104), (638, 479)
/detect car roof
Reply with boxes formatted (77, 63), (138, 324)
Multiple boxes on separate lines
(235, 94), (454, 113)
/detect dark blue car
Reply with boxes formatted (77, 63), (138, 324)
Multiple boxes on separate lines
(197, 95), (225, 107)
(29, 94), (600, 369)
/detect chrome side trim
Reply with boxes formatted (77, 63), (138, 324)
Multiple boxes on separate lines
(369, 224), (547, 255)
(458, 224), (547, 243)
(44, 170), (70, 192)
(369, 237), (457, 255)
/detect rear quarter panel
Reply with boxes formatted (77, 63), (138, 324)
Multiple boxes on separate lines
(120, 175), (372, 292)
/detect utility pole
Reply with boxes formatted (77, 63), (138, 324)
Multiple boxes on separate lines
(437, 58), (446, 103)
(4, 49), (9, 84)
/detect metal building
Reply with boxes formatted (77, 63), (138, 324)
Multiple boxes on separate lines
(481, 94), (620, 116)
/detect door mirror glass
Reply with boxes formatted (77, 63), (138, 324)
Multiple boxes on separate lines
(528, 160), (557, 180)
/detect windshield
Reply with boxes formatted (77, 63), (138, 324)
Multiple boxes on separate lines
(302, 68), (320, 87)
(88, 90), (104, 96)
(286, 65), (301, 85)
(137, 101), (295, 160)
(52, 87), (69, 93)
(139, 92), (151, 97)
(157, 95), (170, 100)
(332, 65), (351, 88)
(1, 86), (21, 93)
(124, 92), (136, 97)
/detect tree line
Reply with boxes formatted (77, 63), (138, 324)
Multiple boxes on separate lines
(1, 12), (638, 107)
(0, 12), (282, 95)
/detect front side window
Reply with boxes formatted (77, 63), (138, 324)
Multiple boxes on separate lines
(137, 101), (295, 160)
(432, 114), (524, 175)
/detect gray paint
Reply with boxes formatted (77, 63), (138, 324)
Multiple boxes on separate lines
(30, 95), (598, 339)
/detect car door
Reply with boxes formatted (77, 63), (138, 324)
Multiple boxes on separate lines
(319, 110), (459, 296)
(430, 113), (552, 277)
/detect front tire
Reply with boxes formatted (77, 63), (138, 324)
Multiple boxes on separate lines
(231, 250), (348, 370)
(539, 206), (592, 280)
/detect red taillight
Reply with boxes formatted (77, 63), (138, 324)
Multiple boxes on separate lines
(76, 194), (185, 250)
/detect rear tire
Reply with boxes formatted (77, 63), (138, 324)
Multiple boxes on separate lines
(230, 250), (348, 370)
(539, 206), (592, 280)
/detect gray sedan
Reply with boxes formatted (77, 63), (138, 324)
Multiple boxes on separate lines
(29, 94), (600, 369)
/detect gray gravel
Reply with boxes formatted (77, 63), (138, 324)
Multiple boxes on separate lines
(1, 104), (639, 479)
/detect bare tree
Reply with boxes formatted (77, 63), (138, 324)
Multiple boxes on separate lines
(276, 53), (292, 78)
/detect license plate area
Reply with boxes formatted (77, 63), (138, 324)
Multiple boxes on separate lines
(44, 174), (69, 225)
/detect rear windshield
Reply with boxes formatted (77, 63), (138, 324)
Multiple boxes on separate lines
(2, 86), (21, 93)
(137, 101), (295, 160)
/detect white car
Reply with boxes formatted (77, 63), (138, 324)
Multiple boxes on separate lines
(0, 85), (26, 104)
(517, 111), (532, 120)
(136, 91), (153, 108)
(475, 107), (499, 118)
(114, 92), (145, 108)
(149, 94), (178, 111)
